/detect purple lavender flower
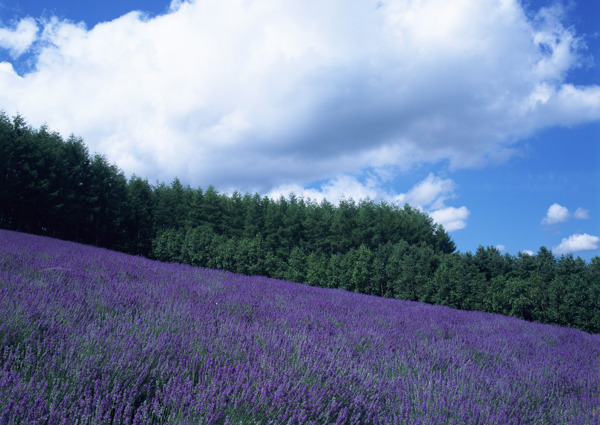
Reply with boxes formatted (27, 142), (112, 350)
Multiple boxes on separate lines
(0, 229), (598, 424)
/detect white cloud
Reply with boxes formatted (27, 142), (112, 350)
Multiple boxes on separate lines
(496, 244), (506, 252)
(169, 0), (191, 13)
(267, 175), (382, 204)
(394, 173), (456, 210)
(429, 207), (470, 232)
(552, 233), (600, 255)
(542, 203), (570, 225)
(574, 207), (590, 220)
(542, 203), (592, 225)
(0, 0), (598, 195)
(0, 18), (38, 58)
(269, 172), (469, 232)
(522, 250), (536, 256)
(393, 173), (469, 231)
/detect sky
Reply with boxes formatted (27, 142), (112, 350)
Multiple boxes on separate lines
(0, 0), (599, 260)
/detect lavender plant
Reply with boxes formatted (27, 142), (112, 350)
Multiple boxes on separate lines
(1, 229), (599, 424)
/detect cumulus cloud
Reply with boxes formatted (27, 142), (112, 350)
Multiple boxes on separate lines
(496, 244), (506, 252)
(429, 207), (470, 232)
(269, 172), (469, 232)
(542, 203), (591, 225)
(542, 203), (570, 225)
(394, 174), (456, 210)
(0, 0), (598, 197)
(268, 175), (383, 204)
(552, 233), (600, 255)
(393, 173), (470, 231)
(522, 250), (536, 256)
(0, 18), (38, 58)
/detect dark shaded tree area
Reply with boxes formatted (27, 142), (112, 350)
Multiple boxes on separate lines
(0, 113), (130, 248)
(1, 113), (599, 333)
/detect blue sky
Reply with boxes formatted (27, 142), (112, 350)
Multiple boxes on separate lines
(1, 0), (599, 259)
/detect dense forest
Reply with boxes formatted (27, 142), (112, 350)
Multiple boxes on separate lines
(1, 112), (599, 333)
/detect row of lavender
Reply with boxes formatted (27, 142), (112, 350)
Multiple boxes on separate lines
(1, 229), (599, 424)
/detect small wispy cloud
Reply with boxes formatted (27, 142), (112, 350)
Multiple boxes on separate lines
(574, 207), (590, 220)
(0, 18), (38, 58)
(268, 174), (383, 204)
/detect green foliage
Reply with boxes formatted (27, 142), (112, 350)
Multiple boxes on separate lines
(351, 244), (373, 294)
(503, 277), (536, 321)
(306, 251), (327, 287)
(286, 246), (307, 283)
(425, 254), (465, 308)
(1, 112), (599, 334)
(127, 176), (154, 256)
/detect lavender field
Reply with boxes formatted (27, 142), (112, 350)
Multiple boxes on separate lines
(1, 230), (599, 424)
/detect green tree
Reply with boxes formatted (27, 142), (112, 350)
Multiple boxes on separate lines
(152, 228), (185, 263)
(263, 197), (287, 257)
(356, 199), (377, 249)
(326, 253), (345, 289)
(351, 244), (373, 294)
(424, 254), (468, 309)
(303, 199), (334, 254)
(550, 254), (588, 329)
(187, 187), (204, 227)
(282, 194), (306, 251)
(434, 224), (456, 254)
(213, 235), (237, 271)
(473, 246), (511, 281)
(170, 177), (192, 229)
(339, 250), (357, 292)
(89, 154), (129, 249)
(242, 193), (264, 239)
(371, 244), (391, 297)
(201, 185), (224, 233)
(306, 251), (328, 287)
(383, 240), (410, 299)
(458, 253), (487, 311)
(503, 277), (535, 320)
(180, 225), (216, 267)
(391, 244), (439, 301)
(0, 112), (14, 227)
(330, 198), (357, 253)
(57, 135), (96, 242)
(397, 205), (436, 248)
(286, 246), (307, 283)
(127, 176), (154, 256)
(226, 191), (245, 238)
(485, 275), (509, 315)
(153, 183), (173, 232)
(235, 235), (268, 276)
(585, 257), (600, 333)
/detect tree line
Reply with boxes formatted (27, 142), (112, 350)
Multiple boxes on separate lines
(1, 112), (599, 333)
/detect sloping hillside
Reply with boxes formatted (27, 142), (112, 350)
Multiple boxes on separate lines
(1, 229), (599, 424)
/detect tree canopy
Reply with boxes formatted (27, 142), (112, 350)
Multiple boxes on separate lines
(1, 112), (598, 333)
